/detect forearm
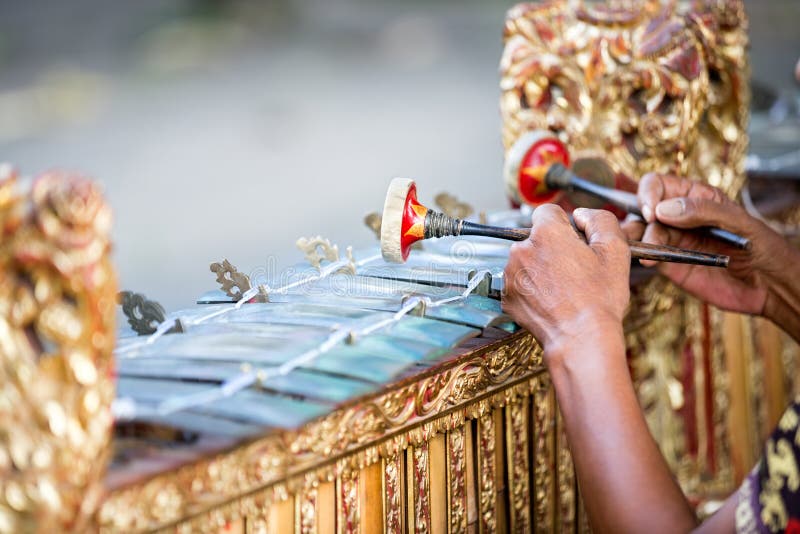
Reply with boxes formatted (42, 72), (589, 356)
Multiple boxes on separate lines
(546, 328), (697, 533)
(764, 245), (800, 343)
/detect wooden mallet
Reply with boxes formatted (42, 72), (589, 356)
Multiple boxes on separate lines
(380, 178), (729, 268)
(503, 131), (751, 250)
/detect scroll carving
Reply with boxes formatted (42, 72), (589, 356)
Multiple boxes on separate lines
(500, 0), (748, 198)
(295, 236), (356, 275)
(299, 477), (317, 534)
(447, 426), (468, 534)
(338, 472), (359, 534)
(507, 399), (531, 531)
(412, 443), (431, 533)
(384, 455), (402, 534)
(477, 413), (497, 533)
(533, 375), (555, 533)
(501, 0), (750, 506)
(118, 290), (167, 335)
(210, 259), (252, 300)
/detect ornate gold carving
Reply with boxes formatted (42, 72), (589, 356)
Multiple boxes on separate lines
(295, 236), (356, 275)
(337, 471), (359, 534)
(533, 375), (555, 533)
(210, 259), (253, 300)
(556, 409), (576, 532)
(506, 399), (531, 532)
(299, 477), (317, 534)
(500, 0), (748, 198)
(118, 290), (167, 335)
(501, 4), (750, 507)
(363, 213), (381, 240)
(0, 169), (116, 532)
(434, 192), (474, 220)
(477, 413), (497, 533)
(99, 333), (542, 532)
(628, 300), (687, 469)
(412, 443), (431, 533)
(446, 427), (467, 534)
(384, 455), (402, 534)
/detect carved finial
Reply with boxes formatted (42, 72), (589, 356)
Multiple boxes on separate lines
(296, 236), (339, 269)
(364, 212), (382, 240)
(210, 259), (252, 299)
(435, 192), (474, 219)
(295, 236), (356, 275)
(118, 290), (167, 335)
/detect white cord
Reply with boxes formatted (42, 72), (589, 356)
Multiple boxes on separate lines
(112, 268), (489, 421)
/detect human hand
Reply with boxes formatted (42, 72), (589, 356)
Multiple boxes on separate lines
(624, 173), (799, 320)
(502, 205), (630, 364)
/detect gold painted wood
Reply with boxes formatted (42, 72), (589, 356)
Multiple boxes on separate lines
(756, 318), (788, 436)
(465, 422), (479, 530)
(268, 496), (294, 534)
(505, 398), (531, 532)
(298, 477), (318, 534)
(0, 169), (117, 533)
(532, 376), (556, 533)
(336, 472), (358, 534)
(429, 433), (447, 534)
(446, 426), (468, 534)
(411, 442), (432, 533)
(383, 455), (402, 534)
(722, 312), (759, 482)
(556, 408), (576, 533)
(358, 462), (382, 534)
(477, 412), (498, 534)
(317, 481), (335, 534)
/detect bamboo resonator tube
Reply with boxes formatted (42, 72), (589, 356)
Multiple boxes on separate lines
(503, 131), (751, 251)
(380, 178), (730, 268)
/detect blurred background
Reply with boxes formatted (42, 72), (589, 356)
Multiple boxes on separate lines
(0, 0), (798, 310)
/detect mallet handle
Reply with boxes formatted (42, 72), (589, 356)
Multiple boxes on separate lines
(545, 164), (751, 251)
(456, 220), (728, 268)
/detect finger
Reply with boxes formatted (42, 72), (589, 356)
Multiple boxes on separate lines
(638, 173), (666, 223)
(573, 208), (623, 243)
(654, 196), (751, 234)
(638, 174), (724, 223)
(620, 214), (645, 241)
(530, 203), (574, 242)
(531, 203), (571, 229)
(639, 222), (673, 267)
(573, 208), (630, 264)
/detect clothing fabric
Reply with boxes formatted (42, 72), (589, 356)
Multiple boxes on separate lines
(737, 398), (800, 533)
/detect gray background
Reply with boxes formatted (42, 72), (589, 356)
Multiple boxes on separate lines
(0, 0), (797, 310)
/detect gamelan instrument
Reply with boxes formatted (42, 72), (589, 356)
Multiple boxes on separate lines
(503, 131), (752, 250)
(380, 177), (730, 267)
(107, 228), (553, 532)
(6, 1), (800, 533)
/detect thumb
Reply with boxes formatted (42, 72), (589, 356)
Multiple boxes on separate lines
(654, 197), (752, 235)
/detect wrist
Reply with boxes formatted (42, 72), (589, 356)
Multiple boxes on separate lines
(762, 245), (800, 341)
(542, 310), (627, 375)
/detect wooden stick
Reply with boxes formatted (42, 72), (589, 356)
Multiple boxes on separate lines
(454, 220), (729, 268)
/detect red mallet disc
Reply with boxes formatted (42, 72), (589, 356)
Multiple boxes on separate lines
(504, 131), (570, 206)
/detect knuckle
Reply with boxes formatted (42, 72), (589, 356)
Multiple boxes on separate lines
(609, 236), (629, 254)
(536, 203), (566, 221)
(596, 209), (618, 224)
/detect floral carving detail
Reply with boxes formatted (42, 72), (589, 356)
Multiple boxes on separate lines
(0, 168), (116, 532)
